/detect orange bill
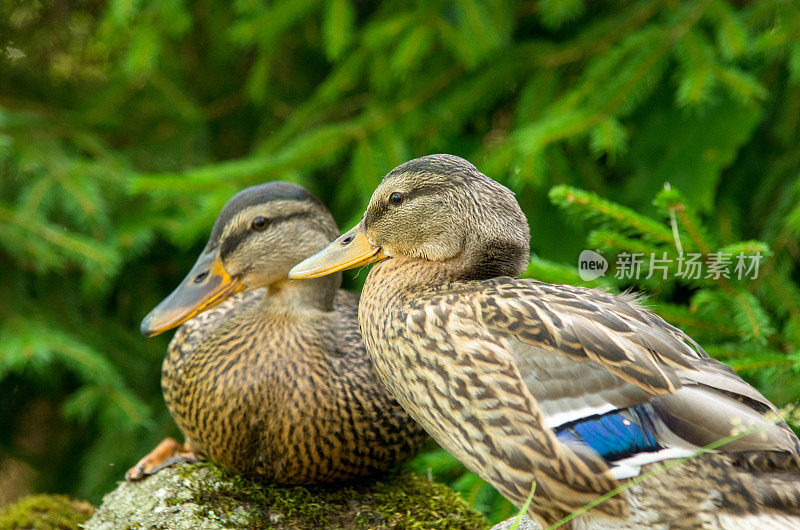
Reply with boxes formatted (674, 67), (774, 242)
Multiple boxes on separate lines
(140, 248), (243, 337)
(288, 223), (386, 280)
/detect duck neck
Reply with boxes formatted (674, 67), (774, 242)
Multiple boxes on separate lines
(456, 231), (530, 280)
(261, 273), (340, 314)
(369, 257), (465, 290)
(369, 243), (529, 294)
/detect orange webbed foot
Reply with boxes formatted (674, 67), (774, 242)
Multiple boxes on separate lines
(125, 437), (204, 481)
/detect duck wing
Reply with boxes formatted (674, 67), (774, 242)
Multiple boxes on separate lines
(401, 285), (625, 519)
(477, 277), (800, 477)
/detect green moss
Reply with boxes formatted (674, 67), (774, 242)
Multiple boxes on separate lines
(0, 494), (95, 530)
(178, 462), (489, 529)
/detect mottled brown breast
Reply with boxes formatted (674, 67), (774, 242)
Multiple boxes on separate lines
(359, 259), (624, 526)
(358, 258), (800, 528)
(162, 289), (426, 483)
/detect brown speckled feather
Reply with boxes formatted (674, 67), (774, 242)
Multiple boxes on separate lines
(163, 285), (426, 482)
(162, 282), (424, 483)
(168, 289), (265, 359)
(360, 259), (624, 523)
(360, 258), (800, 528)
(143, 181), (427, 484)
(290, 155), (800, 528)
(480, 277), (799, 459)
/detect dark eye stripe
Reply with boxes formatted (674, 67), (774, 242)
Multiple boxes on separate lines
(220, 211), (309, 259)
(365, 184), (446, 229)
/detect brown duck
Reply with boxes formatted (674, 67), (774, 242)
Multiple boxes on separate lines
(127, 182), (425, 483)
(290, 154), (800, 528)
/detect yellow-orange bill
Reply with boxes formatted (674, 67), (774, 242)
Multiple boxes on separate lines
(140, 249), (243, 337)
(288, 224), (386, 280)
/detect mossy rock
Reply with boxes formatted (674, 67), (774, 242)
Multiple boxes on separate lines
(84, 462), (488, 529)
(0, 494), (95, 530)
(490, 514), (539, 530)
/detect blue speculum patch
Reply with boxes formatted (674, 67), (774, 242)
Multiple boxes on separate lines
(555, 405), (661, 461)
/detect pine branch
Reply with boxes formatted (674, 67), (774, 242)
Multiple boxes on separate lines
(549, 186), (674, 244)
(523, 255), (612, 289)
(652, 186), (712, 253)
(0, 203), (118, 271)
(649, 302), (740, 339)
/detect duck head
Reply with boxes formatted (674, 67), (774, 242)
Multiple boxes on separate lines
(142, 182), (339, 337)
(289, 154), (530, 281)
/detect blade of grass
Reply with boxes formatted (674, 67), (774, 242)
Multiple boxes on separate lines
(510, 480), (536, 530)
(547, 411), (788, 529)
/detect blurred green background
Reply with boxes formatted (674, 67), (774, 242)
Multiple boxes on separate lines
(2, 0), (800, 524)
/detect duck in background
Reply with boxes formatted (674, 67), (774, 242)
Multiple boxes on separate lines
(127, 182), (426, 484)
(290, 154), (800, 528)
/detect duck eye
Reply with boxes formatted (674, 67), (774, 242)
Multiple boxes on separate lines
(251, 216), (269, 231)
(389, 192), (404, 205)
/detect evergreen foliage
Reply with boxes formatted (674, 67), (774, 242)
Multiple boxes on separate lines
(2, 0), (799, 523)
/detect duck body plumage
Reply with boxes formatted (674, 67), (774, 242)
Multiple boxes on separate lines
(133, 181), (426, 484)
(164, 288), (422, 482)
(359, 258), (800, 526)
(290, 155), (800, 528)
